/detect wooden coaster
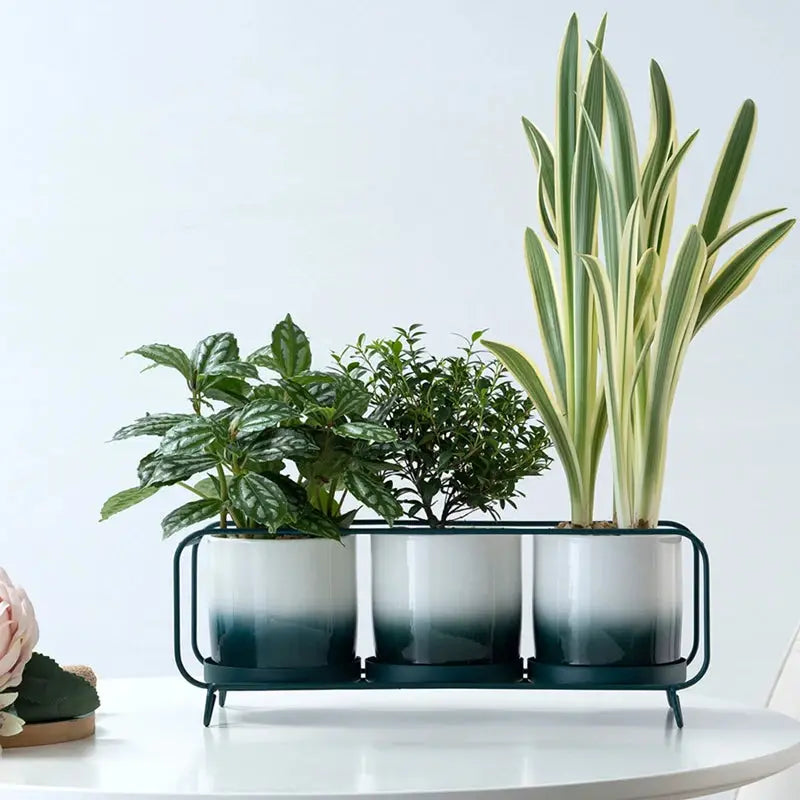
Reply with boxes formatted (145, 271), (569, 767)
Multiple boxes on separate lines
(0, 714), (95, 748)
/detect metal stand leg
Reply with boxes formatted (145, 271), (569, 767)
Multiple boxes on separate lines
(203, 686), (217, 727)
(219, 690), (227, 708)
(666, 688), (684, 729)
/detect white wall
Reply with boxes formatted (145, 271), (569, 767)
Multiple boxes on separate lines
(0, 0), (797, 789)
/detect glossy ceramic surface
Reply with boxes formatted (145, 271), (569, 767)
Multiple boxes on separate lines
(205, 536), (356, 669)
(371, 533), (521, 665)
(4, 678), (800, 800)
(533, 534), (683, 666)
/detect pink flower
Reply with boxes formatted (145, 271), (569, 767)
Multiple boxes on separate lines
(0, 569), (39, 692)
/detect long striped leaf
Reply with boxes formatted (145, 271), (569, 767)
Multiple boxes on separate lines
(645, 130), (699, 247)
(594, 13), (607, 49)
(633, 248), (658, 335)
(524, 228), (567, 406)
(482, 339), (586, 522)
(581, 254), (634, 526)
(523, 118), (557, 245)
(640, 61), (675, 209)
(639, 227), (708, 521)
(580, 105), (622, 291)
(695, 219), (796, 332)
(598, 53), (639, 219)
(706, 207), (787, 258)
(554, 12), (580, 419)
(570, 48), (604, 454)
(699, 100), (757, 247)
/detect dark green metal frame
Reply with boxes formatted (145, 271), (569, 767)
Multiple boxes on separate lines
(173, 519), (710, 728)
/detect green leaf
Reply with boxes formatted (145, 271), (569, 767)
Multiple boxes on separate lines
(483, 340), (584, 517)
(193, 476), (220, 498)
(245, 428), (319, 462)
(99, 485), (159, 521)
(191, 332), (239, 378)
(633, 248), (659, 335)
(148, 453), (219, 486)
(333, 378), (370, 420)
(640, 61), (675, 209)
(706, 207), (787, 258)
(344, 471), (402, 524)
(292, 507), (342, 540)
(228, 474), (288, 529)
(246, 345), (277, 369)
(111, 413), (191, 440)
(203, 376), (250, 406)
(699, 99), (757, 248)
(696, 219), (795, 332)
(645, 130), (700, 248)
(202, 361), (259, 381)
(231, 399), (297, 437)
(125, 344), (192, 382)
(523, 228), (566, 406)
(522, 117), (558, 246)
(14, 653), (100, 724)
(334, 421), (397, 442)
(158, 417), (215, 455)
(599, 52), (639, 220)
(137, 450), (159, 486)
(161, 498), (221, 539)
(271, 314), (312, 377)
(264, 473), (307, 516)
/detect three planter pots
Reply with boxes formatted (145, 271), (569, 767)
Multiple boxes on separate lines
(201, 525), (687, 687)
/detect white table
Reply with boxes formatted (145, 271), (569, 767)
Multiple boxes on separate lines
(2, 677), (800, 800)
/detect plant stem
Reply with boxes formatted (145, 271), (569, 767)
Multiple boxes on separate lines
(178, 481), (207, 499)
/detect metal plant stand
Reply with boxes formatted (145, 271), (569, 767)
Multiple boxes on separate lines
(174, 520), (709, 729)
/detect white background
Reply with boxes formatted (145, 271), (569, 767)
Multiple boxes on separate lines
(0, 0), (797, 793)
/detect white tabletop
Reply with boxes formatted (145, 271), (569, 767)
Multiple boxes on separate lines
(1, 677), (800, 800)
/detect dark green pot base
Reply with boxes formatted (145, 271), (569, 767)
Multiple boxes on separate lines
(365, 657), (524, 684)
(527, 657), (687, 687)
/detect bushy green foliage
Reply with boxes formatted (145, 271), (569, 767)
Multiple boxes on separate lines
(335, 326), (551, 527)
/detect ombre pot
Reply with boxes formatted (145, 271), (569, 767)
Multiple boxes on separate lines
(205, 535), (357, 676)
(532, 533), (682, 679)
(369, 532), (523, 681)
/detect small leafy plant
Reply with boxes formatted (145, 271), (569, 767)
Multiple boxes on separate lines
(335, 326), (551, 527)
(101, 316), (402, 539)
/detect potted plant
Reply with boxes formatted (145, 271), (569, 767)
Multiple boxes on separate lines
(484, 14), (793, 676)
(102, 315), (402, 679)
(336, 326), (551, 676)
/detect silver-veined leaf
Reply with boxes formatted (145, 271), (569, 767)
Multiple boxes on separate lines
(231, 399), (297, 437)
(100, 485), (159, 521)
(271, 314), (312, 377)
(202, 361), (259, 381)
(334, 421), (397, 442)
(228, 474), (288, 530)
(193, 476), (220, 498)
(292, 508), (342, 540)
(161, 498), (221, 539)
(343, 471), (402, 524)
(125, 344), (192, 382)
(246, 345), (277, 369)
(191, 333), (239, 378)
(334, 378), (370, 420)
(158, 417), (215, 455)
(111, 413), (191, 441)
(696, 219), (795, 332)
(203, 376), (250, 406)
(245, 428), (319, 462)
(147, 453), (218, 486)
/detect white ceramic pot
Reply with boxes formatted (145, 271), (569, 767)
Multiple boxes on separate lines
(533, 534), (682, 666)
(371, 533), (522, 665)
(205, 535), (356, 669)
